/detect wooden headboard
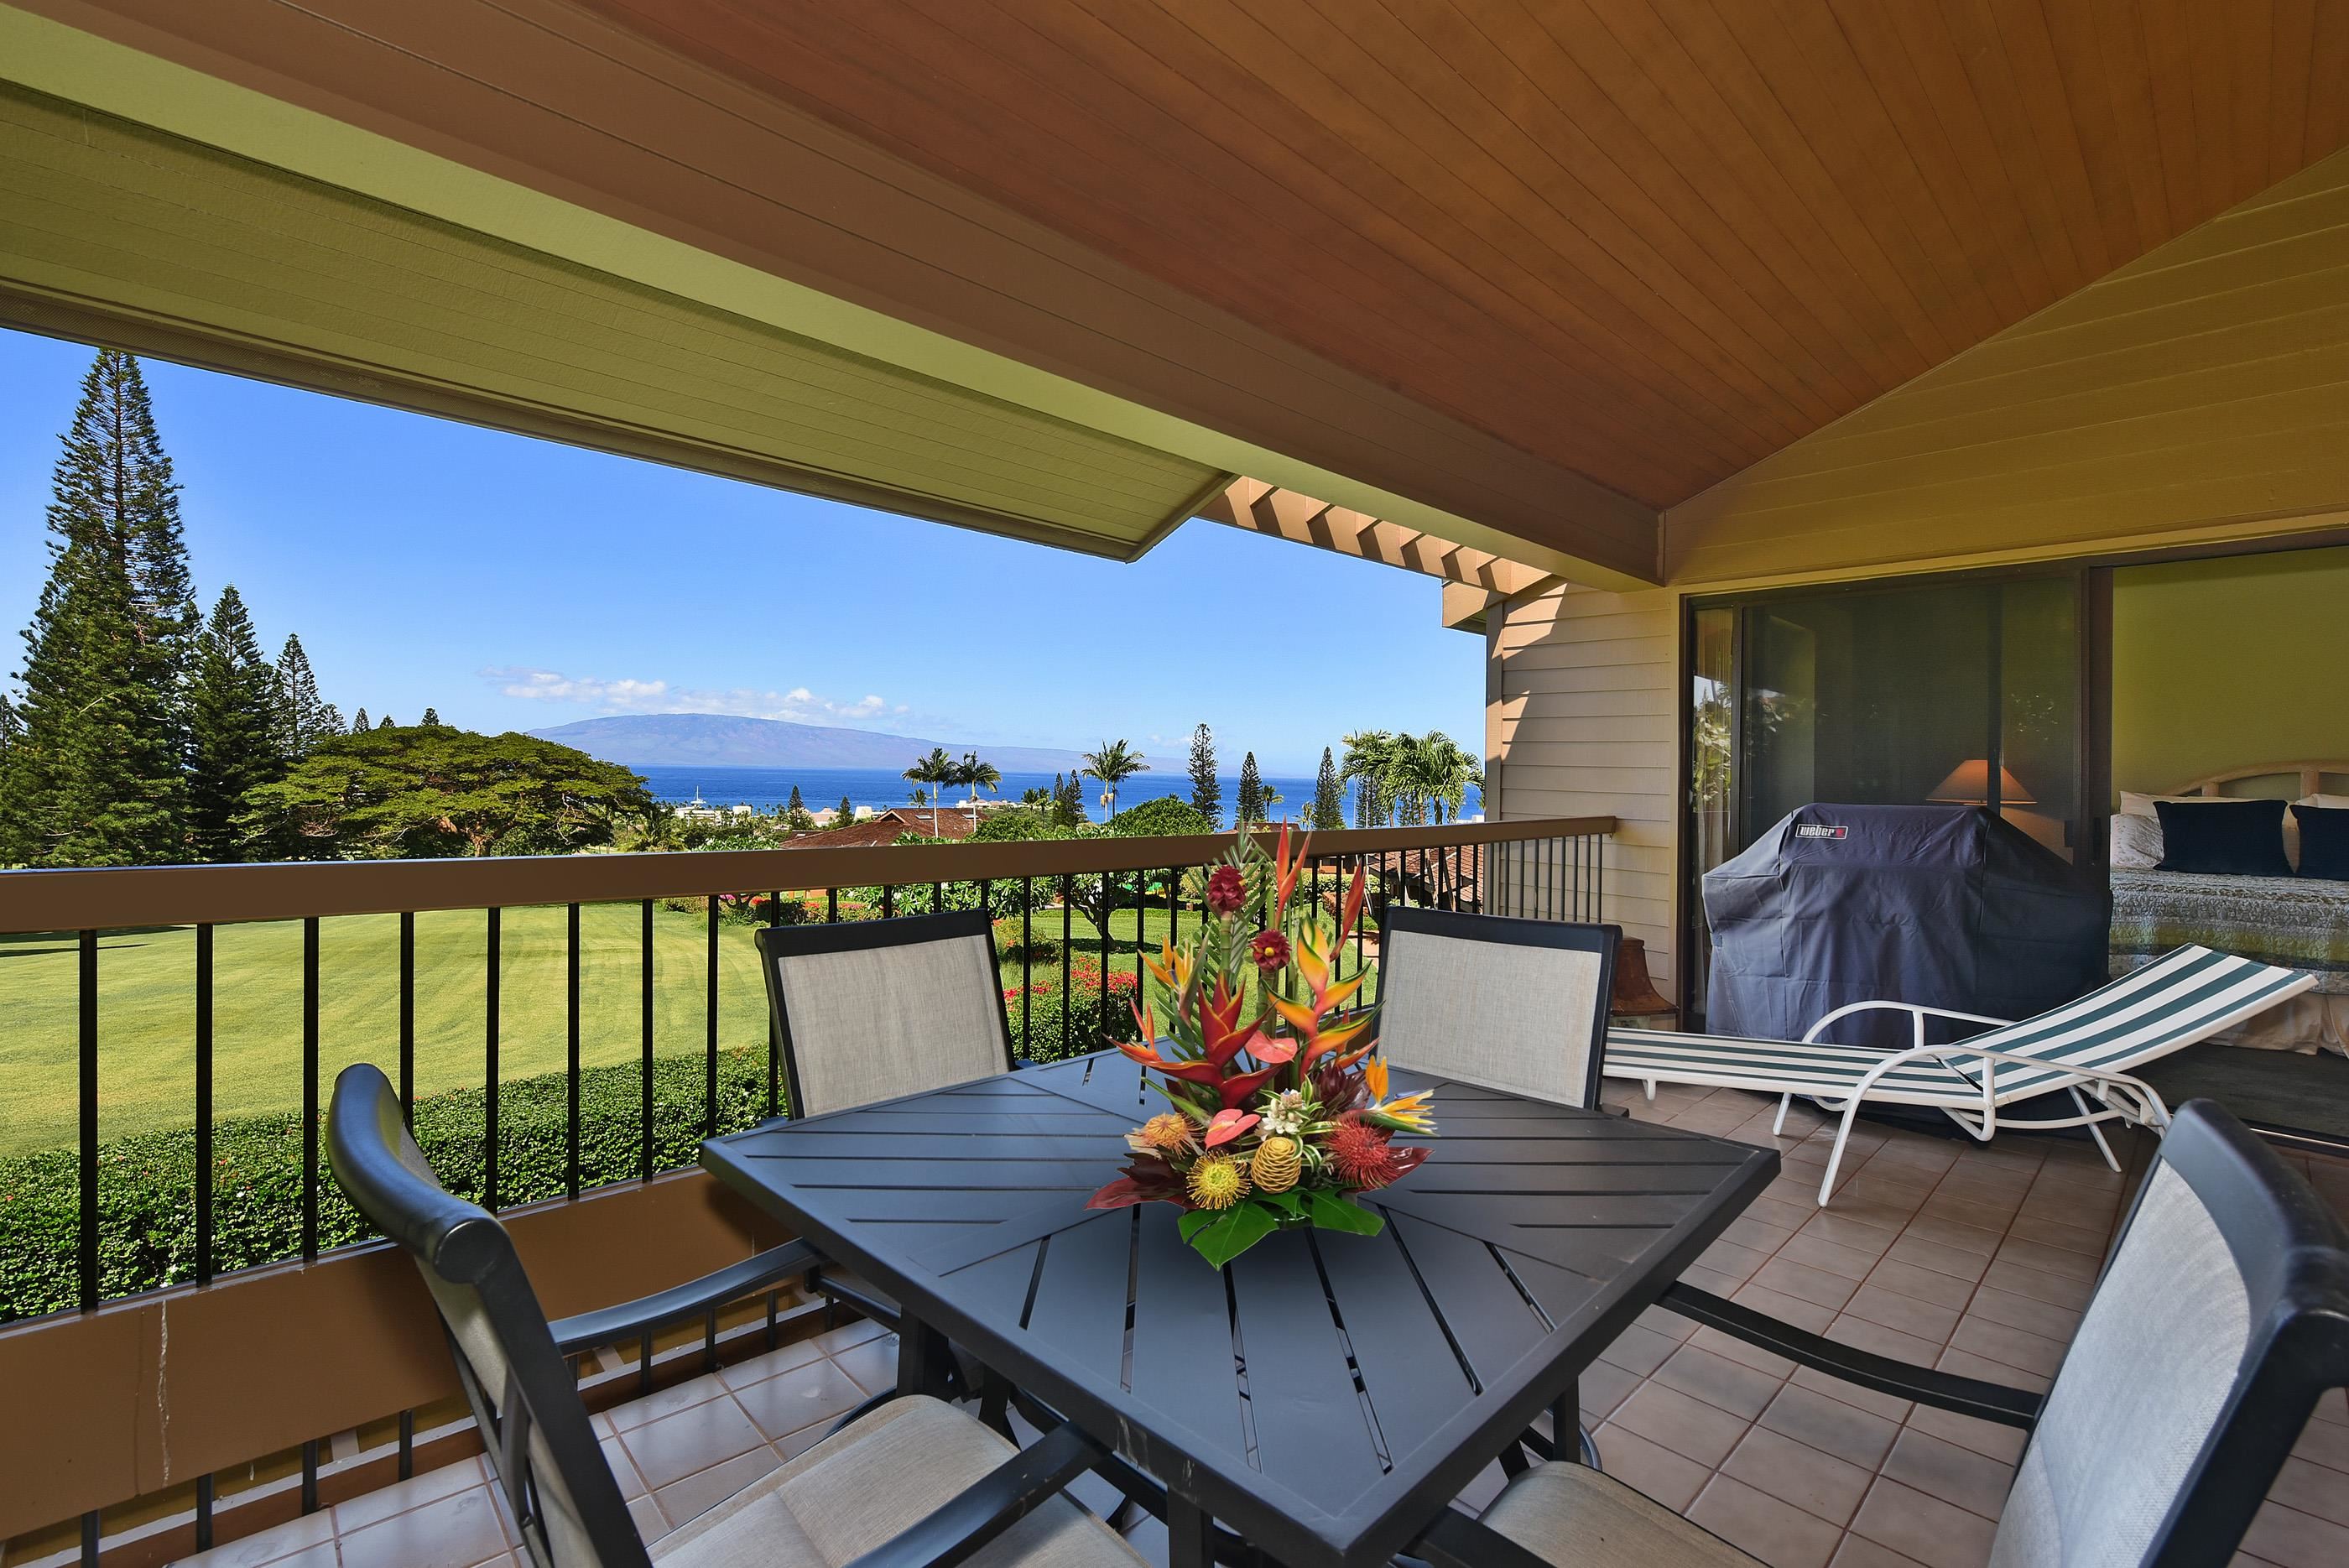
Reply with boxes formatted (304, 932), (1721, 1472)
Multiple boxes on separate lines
(2173, 761), (2349, 798)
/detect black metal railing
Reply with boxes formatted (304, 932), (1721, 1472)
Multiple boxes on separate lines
(0, 815), (1611, 1564)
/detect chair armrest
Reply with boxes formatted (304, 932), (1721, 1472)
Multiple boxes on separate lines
(1413, 1505), (1565, 1568)
(1659, 1284), (2042, 1430)
(549, 1239), (820, 1357)
(843, 1421), (1102, 1568)
(1801, 999), (2013, 1044)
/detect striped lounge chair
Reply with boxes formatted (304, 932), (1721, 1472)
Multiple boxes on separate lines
(1604, 945), (2315, 1204)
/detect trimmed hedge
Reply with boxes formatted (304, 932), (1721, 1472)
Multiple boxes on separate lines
(0, 1050), (770, 1324)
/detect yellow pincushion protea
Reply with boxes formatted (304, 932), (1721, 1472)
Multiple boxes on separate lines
(1139, 1112), (1192, 1152)
(1185, 1154), (1249, 1211)
(1250, 1135), (1302, 1194)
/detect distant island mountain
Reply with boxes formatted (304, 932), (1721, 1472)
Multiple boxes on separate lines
(528, 713), (1089, 773)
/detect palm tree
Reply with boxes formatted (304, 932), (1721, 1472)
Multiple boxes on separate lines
(959, 751), (1003, 825)
(903, 746), (953, 834)
(1081, 739), (1149, 817)
(1340, 730), (1398, 827)
(1384, 731), (1480, 825)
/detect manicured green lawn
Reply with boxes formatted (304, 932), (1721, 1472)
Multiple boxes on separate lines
(0, 897), (1370, 1157)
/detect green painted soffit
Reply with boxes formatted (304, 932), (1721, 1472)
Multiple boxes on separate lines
(0, 3), (1593, 580)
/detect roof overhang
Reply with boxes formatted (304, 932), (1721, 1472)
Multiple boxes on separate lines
(0, 1), (1656, 586)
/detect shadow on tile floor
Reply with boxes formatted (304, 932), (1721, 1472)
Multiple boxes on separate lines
(179, 1090), (2349, 1568)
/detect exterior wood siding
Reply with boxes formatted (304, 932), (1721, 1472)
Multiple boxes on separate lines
(1492, 585), (1678, 990)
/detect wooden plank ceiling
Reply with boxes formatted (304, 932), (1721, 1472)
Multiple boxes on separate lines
(582, 0), (2349, 513)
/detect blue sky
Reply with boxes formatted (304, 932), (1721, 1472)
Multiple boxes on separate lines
(0, 328), (1481, 774)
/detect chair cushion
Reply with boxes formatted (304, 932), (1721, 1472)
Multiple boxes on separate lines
(1381, 929), (1607, 1105)
(1482, 1461), (1763, 1566)
(775, 935), (1008, 1113)
(652, 1396), (1145, 1568)
(1987, 1162), (2249, 1568)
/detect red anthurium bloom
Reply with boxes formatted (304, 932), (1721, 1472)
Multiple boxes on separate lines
(1244, 1031), (1297, 1065)
(1202, 1108), (1260, 1148)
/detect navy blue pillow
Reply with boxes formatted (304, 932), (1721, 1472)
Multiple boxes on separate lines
(2154, 799), (2293, 878)
(2294, 804), (2349, 882)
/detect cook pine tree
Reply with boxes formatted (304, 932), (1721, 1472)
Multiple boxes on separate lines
(187, 586), (287, 861)
(1235, 751), (1265, 828)
(1310, 747), (1344, 831)
(273, 633), (343, 757)
(1187, 722), (1221, 826)
(3, 350), (198, 866)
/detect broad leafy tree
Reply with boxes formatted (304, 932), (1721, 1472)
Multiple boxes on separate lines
(242, 727), (654, 857)
(1080, 738), (1148, 816)
(1187, 723), (1221, 826)
(187, 586), (286, 861)
(3, 350), (195, 866)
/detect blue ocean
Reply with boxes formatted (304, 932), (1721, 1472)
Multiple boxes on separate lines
(638, 765), (1481, 822)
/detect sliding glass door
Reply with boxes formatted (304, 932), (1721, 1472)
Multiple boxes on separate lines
(1683, 572), (2086, 1021)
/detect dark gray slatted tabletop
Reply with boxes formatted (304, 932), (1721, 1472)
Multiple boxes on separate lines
(702, 1054), (1776, 1568)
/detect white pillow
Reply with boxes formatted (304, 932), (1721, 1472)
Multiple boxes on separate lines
(2109, 813), (2164, 869)
(2120, 790), (2199, 818)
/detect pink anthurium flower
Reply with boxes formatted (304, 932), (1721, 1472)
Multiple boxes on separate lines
(1245, 1032), (1297, 1065)
(1202, 1109), (1261, 1148)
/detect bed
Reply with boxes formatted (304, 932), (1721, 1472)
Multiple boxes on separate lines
(2110, 762), (2349, 1151)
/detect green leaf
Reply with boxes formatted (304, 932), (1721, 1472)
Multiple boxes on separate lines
(1187, 1202), (1277, 1268)
(1305, 1190), (1385, 1237)
(1259, 1187), (1305, 1216)
(1177, 1208), (1219, 1241)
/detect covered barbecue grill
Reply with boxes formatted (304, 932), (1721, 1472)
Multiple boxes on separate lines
(1704, 803), (2107, 1049)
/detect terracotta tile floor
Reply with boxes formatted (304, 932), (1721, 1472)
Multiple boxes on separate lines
(180, 1089), (2349, 1568)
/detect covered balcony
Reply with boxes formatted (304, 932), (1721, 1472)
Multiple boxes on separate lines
(4, 3), (2349, 1566)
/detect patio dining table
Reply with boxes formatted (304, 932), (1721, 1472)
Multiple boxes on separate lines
(701, 1052), (1777, 1568)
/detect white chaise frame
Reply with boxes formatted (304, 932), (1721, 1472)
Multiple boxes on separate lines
(1764, 998), (2172, 1203)
(1607, 945), (2315, 1204)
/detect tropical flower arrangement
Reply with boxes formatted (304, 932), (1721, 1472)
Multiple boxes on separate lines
(1085, 826), (1435, 1265)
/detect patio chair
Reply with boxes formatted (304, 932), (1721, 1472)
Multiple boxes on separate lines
(326, 1062), (1144, 1568)
(1379, 905), (1619, 1472)
(757, 911), (1021, 1351)
(1414, 1098), (2349, 1568)
(758, 909), (1022, 1118)
(1604, 945), (2314, 1204)
(1378, 905), (1620, 1111)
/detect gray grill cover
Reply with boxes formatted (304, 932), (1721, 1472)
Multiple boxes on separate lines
(1704, 804), (2108, 1048)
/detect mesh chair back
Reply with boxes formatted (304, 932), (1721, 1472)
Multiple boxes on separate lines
(1988, 1100), (2349, 1568)
(1376, 907), (1619, 1108)
(328, 1064), (648, 1568)
(758, 912), (1016, 1117)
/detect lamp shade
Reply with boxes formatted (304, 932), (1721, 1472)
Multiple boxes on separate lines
(1930, 759), (2034, 806)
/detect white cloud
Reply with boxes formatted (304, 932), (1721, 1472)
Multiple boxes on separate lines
(483, 667), (901, 727)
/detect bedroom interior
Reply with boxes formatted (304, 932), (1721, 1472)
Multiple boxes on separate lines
(2106, 542), (2349, 1146)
